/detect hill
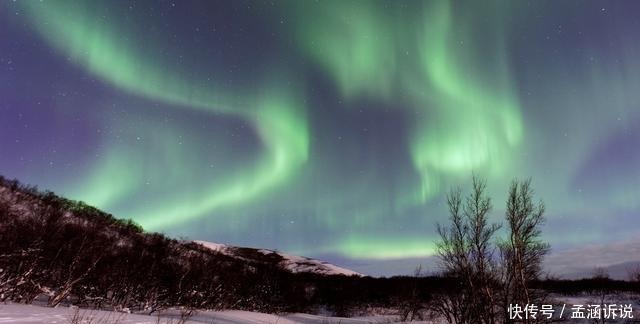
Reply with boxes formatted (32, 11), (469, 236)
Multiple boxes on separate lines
(195, 241), (361, 277)
(0, 176), (352, 313)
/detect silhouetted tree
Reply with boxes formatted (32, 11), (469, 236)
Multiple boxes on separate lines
(434, 177), (549, 324)
(434, 176), (501, 324)
(499, 179), (549, 324)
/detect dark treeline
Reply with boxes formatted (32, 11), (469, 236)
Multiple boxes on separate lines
(1, 176), (638, 318)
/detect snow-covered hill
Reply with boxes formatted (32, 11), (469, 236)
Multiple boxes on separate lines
(195, 240), (362, 277)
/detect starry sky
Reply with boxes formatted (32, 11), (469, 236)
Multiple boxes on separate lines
(1, 1), (639, 276)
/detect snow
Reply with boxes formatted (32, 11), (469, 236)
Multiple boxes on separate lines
(194, 241), (362, 277)
(195, 241), (228, 253)
(265, 250), (361, 276)
(0, 303), (408, 323)
(2, 296), (637, 323)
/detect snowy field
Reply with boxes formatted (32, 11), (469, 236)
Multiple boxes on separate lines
(2, 295), (638, 323)
(0, 303), (420, 324)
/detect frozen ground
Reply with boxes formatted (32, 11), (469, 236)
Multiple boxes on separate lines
(2, 295), (638, 323)
(0, 303), (422, 324)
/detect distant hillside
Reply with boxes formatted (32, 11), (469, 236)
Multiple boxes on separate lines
(559, 261), (640, 280)
(0, 176), (357, 313)
(195, 241), (361, 277)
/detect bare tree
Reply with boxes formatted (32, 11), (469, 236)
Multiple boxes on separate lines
(434, 177), (549, 324)
(399, 265), (427, 321)
(627, 264), (640, 283)
(499, 179), (549, 324)
(587, 267), (614, 324)
(434, 176), (501, 324)
(592, 267), (610, 280)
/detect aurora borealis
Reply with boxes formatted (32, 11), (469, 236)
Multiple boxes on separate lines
(1, 1), (639, 276)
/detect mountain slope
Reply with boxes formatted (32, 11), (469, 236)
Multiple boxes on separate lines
(195, 241), (362, 277)
(0, 175), (356, 312)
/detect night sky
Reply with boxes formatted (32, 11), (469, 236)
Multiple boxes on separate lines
(1, 1), (639, 276)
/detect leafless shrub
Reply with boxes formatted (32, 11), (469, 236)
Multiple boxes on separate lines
(398, 265), (428, 321)
(67, 307), (126, 324)
(154, 307), (196, 324)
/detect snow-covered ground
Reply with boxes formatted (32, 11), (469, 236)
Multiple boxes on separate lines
(0, 303), (413, 324)
(2, 294), (638, 323)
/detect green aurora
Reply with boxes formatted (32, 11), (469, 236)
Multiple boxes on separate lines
(2, 1), (640, 273)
